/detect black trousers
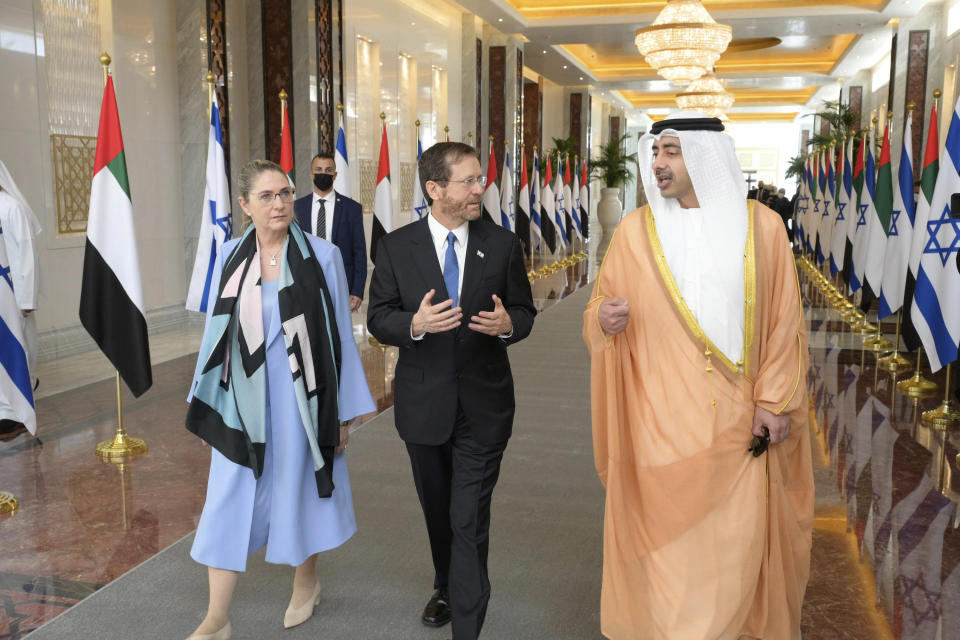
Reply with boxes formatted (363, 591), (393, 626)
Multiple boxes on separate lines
(405, 408), (507, 640)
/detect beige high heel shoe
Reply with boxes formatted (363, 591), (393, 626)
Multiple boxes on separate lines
(186, 620), (231, 640)
(283, 579), (322, 629)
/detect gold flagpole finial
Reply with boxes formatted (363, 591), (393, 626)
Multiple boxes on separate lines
(907, 102), (916, 112)
(415, 119), (420, 128)
(206, 71), (215, 85)
(380, 112), (386, 121)
(100, 51), (111, 85)
(887, 110), (894, 120)
(279, 89), (288, 103)
(337, 102), (344, 112)
(489, 135), (494, 142)
(934, 88), (942, 99)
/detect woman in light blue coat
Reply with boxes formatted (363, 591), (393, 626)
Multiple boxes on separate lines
(185, 160), (374, 640)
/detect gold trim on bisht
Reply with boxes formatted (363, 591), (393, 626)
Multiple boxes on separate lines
(644, 200), (756, 378)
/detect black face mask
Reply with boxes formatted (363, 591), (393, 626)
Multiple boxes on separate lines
(313, 173), (334, 191)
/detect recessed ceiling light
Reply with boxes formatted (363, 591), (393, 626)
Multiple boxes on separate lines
(411, 21), (415, 26)
(563, 65), (568, 69)
(542, 50), (547, 54)
(579, 76), (584, 80)
(498, 17), (503, 22)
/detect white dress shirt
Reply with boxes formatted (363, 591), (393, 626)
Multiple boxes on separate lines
(311, 191), (336, 240)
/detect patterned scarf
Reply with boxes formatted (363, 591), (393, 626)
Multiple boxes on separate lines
(187, 222), (342, 497)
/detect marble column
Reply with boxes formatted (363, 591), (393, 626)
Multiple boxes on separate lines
(260, 0), (293, 167)
(904, 30), (930, 177)
(245, 0), (265, 163)
(291, 0), (312, 191)
(460, 14), (482, 147)
(176, 0), (210, 291)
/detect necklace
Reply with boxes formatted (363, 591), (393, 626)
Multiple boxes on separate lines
(264, 247), (281, 267)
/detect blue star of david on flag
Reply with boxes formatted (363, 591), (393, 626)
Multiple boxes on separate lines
(889, 209), (901, 237)
(414, 201), (428, 219)
(822, 199), (831, 218)
(857, 203), (868, 227)
(922, 204), (960, 266)
(836, 201), (846, 222)
(813, 198), (820, 213)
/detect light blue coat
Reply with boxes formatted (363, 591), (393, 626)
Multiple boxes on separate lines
(189, 234), (375, 571)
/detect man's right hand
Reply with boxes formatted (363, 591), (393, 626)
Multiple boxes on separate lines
(411, 289), (462, 336)
(598, 297), (630, 335)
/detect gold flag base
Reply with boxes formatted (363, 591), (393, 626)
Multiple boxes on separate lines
(921, 400), (960, 432)
(897, 372), (939, 398)
(0, 491), (18, 514)
(877, 351), (912, 373)
(96, 431), (148, 460)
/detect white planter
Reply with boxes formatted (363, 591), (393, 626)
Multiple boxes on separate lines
(597, 187), (623, 232)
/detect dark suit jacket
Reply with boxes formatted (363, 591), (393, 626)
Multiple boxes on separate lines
(367, 217), (536, 446)
(294, 191), (367, 299)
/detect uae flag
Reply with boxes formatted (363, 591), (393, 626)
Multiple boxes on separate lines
(280, 100), (294, 186)
(579, 159), (589, 240)
(516, 148), (531, 256)
(371, 122), (392, 264)
(482, 144), (500, 225)
(79, 76), (152, 397)
(540, 157), (557, 253)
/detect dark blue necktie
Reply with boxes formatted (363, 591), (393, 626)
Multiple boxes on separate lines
(443, 231), (459, 307)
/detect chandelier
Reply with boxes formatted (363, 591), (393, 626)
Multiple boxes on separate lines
(675, 72), (735, 118)
(634, 0), (733, 86)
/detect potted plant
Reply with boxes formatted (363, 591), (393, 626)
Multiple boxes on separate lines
(591, 134), (637, 232)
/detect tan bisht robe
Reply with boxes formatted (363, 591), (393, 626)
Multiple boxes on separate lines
(583, 201), (814, 640)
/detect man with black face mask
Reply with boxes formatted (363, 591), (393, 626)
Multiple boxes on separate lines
(295, 153), (367, 311)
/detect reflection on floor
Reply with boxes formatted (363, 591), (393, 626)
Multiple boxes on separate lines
(0, 245), (598, 639)
(801, 262), (960, 640)
(4, 241), (954, 639)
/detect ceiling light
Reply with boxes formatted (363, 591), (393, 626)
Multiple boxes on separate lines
(675, 72), (734, 118)
(542, 49), (547, 54)
(634, 0), (733, 86)
(498, 17), (503, 22)
(563, 65), (568, 69)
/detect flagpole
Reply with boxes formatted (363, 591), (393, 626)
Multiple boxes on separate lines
(467, 131), (473, 148)
(94, 52), (148, 460)
(920, 363), (960, 430)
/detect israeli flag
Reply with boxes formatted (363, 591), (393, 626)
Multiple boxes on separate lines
(0, 224), (35, 434)
(186, 97), (232, 313)
(410, 138), (428, 223)
(530, 155), (542, 252)
(333, 114), (351, 198)
(911, 96), (960, 371)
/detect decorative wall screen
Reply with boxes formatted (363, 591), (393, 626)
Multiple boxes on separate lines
(42, 0), (102, 235)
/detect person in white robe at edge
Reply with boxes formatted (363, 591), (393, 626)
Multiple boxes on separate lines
(0, 161), (41, 392)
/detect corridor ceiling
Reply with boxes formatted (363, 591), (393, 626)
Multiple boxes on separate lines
(457, 0), (936, 121)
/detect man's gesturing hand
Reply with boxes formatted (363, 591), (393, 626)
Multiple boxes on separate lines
(753, 406), (791, 445)
(411, 289), (462, 335)
(468, 294), (512, 336)
(598, 297), (629, 335)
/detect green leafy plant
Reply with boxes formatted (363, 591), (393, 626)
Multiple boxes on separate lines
(590, 135), (637, 188)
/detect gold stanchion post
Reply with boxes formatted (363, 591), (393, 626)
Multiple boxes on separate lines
(877, 309), (912, 373)
(96, 372), (148, 459)
(0, 491), (17, 515)
(921, 363), (960, 431)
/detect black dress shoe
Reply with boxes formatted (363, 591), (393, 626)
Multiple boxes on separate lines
(421, 588), (451, 627)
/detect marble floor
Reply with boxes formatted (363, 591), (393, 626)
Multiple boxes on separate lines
(1, 239), (957, 639)
(0, 245), (597, 640)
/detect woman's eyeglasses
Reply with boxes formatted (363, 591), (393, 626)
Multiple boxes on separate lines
(256, 188), (295, 205)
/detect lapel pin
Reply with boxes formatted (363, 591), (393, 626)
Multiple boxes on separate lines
(477, 250), (484, 258)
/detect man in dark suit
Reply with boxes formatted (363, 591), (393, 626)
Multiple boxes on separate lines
(294, 153), (367, 310)
(367, 142), (536, 640)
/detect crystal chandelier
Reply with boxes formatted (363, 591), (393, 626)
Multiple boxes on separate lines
(634, 0), (733, 86)
(675, 72), (735, 118)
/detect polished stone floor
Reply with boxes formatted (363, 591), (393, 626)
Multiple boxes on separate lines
(1, 237), (957, 639)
